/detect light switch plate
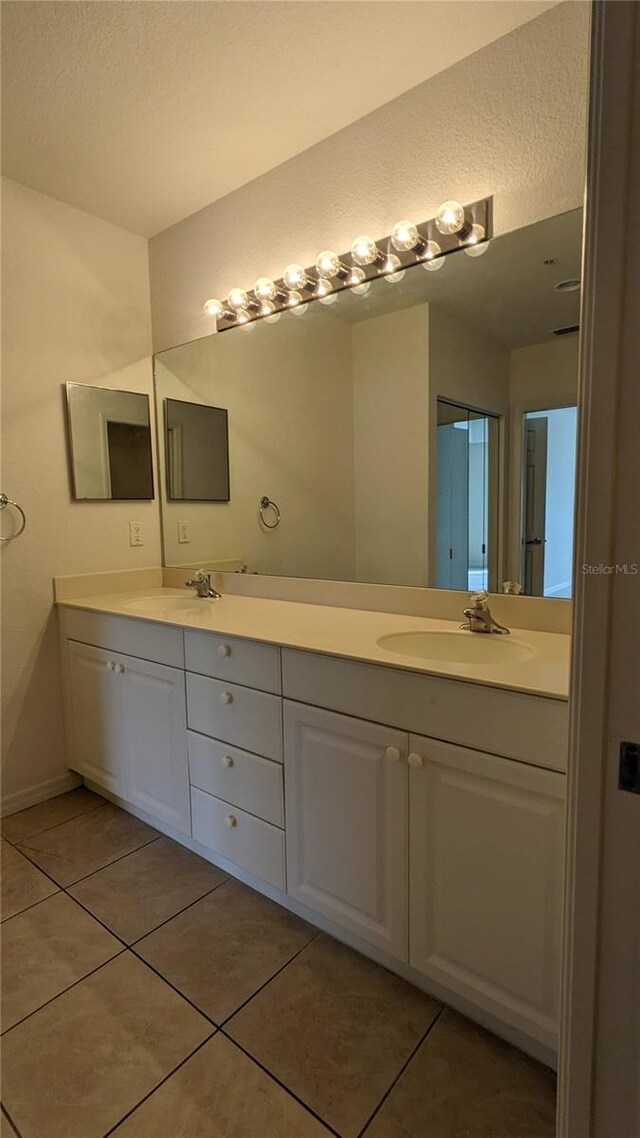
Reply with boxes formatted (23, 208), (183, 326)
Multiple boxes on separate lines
(178, 519), (191, 544)
(129, 521), (143, 547)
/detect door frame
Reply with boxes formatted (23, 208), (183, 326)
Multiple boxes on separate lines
(558, 2), (640, 1135)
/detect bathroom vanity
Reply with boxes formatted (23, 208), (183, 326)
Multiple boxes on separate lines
(57, 588), (569, 1067)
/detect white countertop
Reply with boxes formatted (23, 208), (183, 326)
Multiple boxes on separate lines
(57, 587), (570, 700)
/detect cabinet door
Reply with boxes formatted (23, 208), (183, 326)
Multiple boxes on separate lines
(284, 701), (408, 959)
(119, 655), (190, 835)
(409, 735), (565, 1050)
(66, 641), (124, 794)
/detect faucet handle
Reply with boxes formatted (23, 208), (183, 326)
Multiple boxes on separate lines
(468, 589), (489, 608)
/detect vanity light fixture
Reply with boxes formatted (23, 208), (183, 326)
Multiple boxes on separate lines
(204, 195), (492, 329)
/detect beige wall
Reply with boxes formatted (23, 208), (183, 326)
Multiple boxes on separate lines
(156, 313), (355, 580)
(1, 177), (158, 811)
(148, 2), (589, 352)
(353, 305), (430, 585)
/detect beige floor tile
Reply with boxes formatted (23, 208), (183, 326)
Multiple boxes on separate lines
(364, 1008), (556, 1138)
(1, 891), (121, 1031)
(112, 1033), (332, 1137)
(1, 953), (212, 1138)
(69, 836), (228, 943)
(227, 933), (441, 1138)
(136, 878), (316, 1022)
(16, 803), (158, 886)
(1, 840), (58, 920)
(1, 1109), (19, 1137)
(1, 787), (105, 844)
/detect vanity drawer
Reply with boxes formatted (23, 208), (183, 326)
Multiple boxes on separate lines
(188, 731), (284, 827)
(191, 786), (285, 890)
(186, 672), (283, 761)
(281, 649), (568, 772)
(184, 630), (281, 694)
(60, 606), (184, 668)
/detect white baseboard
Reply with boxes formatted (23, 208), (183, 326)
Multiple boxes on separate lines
(1, 771), (81, 818)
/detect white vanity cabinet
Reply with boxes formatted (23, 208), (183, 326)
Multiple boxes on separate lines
(408, 735), (565, 1051)
(61, 611), (190, 835)
(284, 701), (408, 958)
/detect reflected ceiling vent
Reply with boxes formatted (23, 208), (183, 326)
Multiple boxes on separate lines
(552, 324), (580, 336)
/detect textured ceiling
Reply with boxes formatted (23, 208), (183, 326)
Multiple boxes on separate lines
(1, 0), (559, 237)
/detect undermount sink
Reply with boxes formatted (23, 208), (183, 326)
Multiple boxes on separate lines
(122, 595), (217, 615)
(377, 630), (535, 665)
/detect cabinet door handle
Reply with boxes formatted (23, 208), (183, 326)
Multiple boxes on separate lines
(408, 752), (424, 768)
(105, 661), (115, 671)
(219, 691), (233, 705)
(385, 746), (401, 763)
(114, 663), (125, 674)
(217, 644), (231, 658)
(225, 814), (237, 828)
(220, 754), (234, 769)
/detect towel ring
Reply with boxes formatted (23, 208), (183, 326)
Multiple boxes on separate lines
(0, 493), (27, 542)
(259, 496), (281, 529)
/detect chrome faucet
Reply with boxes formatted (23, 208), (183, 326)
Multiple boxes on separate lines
(461, 590), (510, 635)
(185, 570), (221, 599)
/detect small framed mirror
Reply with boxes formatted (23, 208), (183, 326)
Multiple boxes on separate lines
(164, 398), (230, 502)
(65, 383), (154, 501)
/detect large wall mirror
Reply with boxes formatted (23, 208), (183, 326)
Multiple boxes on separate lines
(154, 209), (580, 597)
(66, 383), (154, 501)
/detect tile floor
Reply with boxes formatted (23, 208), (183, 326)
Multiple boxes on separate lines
(0, 789), (557, 1137)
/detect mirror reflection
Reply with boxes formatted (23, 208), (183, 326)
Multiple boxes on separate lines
(66, 383), (154, 501)
(165, 398), (230, 501)
(154, 209), (580, 596)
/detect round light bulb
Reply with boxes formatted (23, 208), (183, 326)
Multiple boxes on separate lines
(421, 255), (445, 272)
(391, 220), (420, 252)
(265, 311), (281, 324)
(380, 254), (404, 282)
(228, 287), (249, 311)
(435, 200), (466, 235)
(319, 292), (339, 305)
(351, 236), (379, 266)
(419, 239), (442, 262)
(346, 266), (366, 287)
(235, 310), (251, 324)
(260, 300), (275, 317)
(283, 264), (308, 291)
(351, 281), (371, 296)
(463, 224), (489, 257)
(254, 276), (277, 301)
(286, 290), (303, 308)
(291, 301), (309, 315)
(314, 278), (333, 298)
(465, 241), (490, 258)
(464, 223), (485, 247)
(204, 298), (224, 318)
(315, 250), (341, 278)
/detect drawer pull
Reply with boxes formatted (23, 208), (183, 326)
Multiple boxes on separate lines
(105, 661), (115, 671)
(114, 663), (125, 675)
(225, 814), (238, 829)
(408, 752), (424, 768)
(219, 691), (233, 705)
(220, 754), (234, 769)
(385, 746), (401, 763)
(217, 644), (231, 658)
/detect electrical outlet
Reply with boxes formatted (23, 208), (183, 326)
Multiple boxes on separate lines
(178, 519), (191, 544)
(129, 521), (143, 547)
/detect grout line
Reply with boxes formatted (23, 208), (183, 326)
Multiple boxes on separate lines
(218, 1029), (343, 1138)
(218, 929), (320, 1029)
(355, 1005), (445, 1138)
(128, 876), (230, 947)
(15, 833), (161, 891)
(1, 948), (129, 1037)
(101, 1031), (217, 1138)
(0, 801), (109, 848)
(1, 1105), (24, 1138)
(127, 945), (220, 1028)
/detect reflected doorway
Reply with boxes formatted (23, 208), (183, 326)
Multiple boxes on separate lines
(522, 406), (577, 597)
(435, 399), (501, 592)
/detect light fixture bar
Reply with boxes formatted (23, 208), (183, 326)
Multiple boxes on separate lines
(205, 196), (492, 330)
